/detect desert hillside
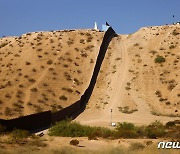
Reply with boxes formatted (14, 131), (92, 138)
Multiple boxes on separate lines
(0, 29), (103, 119)
(76, 24), (180, 126)
(0, 25), (179, 124)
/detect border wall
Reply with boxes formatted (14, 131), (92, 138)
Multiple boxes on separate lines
(0, 27), (116, 132)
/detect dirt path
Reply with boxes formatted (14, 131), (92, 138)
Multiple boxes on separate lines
(104, 36), (128, 113)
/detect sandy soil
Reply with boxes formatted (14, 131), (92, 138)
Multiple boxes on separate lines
(75, 25), (180, 126)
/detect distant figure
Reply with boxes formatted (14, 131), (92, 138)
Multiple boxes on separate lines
(106, 22), (110, 27)
(102, 22), (110, 31)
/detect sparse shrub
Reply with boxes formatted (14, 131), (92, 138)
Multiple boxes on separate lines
(74, 78), (81, 85)
(41, 65), (45, 69)
(25, 61), (31, 65)
(165, 101), (171, 105)
(85, 45), (94, 50)
(172, 30), (179, 36)
(37, 55), (42, 58)
(79, 32), (84, 35)
(159, 47), (165, 50)
(118, 106), (137, 114)
(116, 122), (139, 138)
(129, 142), (145, 151)
(80, 39), (85, 44)
(59, 95), (67, 101)
(64, 72), (71, 80)
(5, 93), (11, 98)
(37, 48), (42, 52)
(16, 90), (24, 98)
(62, 87), (73, 93)
(5, 107), (12, 116)
(27, 102), (33, 106)
(63, 64), (68, 68)
(167, 79), (177, 91)
(75, 90), (81, 95)
(32, 68), (37, 72)
(30, 88), (38, 92)
(48, 67), (54, 71)
(24, 75), (29, 78)
(10, 129), (29, 143)
(134, 43), (139, 46)
(154, 55), (165, 63)
(0, 42), (8, 48)
(149, 50), (157, 55)
(87, 36), (93, 42)
(67, 39), (74, 46)
(43, 83), (48, 87)
(66, 58), (72, 63)
(28, 78), (36, 83)
(165, 121), (176, 128)
(37, 42), (42, 46)
(75, 47), (79, 51)
(115, 57), (121, 60)
(69, 139), (79, 146)
(44, 51), (49, 55)
(77, 70), (82, 73)
(0, 100), (4, 105)
(155, 90), (162, 97)
(169, 45), (176, 49)
(144, 121), (165, 138)
(125, 87), (131, 90)
(47, 59), (53, 65)
(90, 59), (94, 63)
(28, 138), (47, 147)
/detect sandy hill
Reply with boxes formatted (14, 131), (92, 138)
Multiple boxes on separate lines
(0, 25), (179, 125)
(0, 29), (103, 119)
(76, 25), (180, 126)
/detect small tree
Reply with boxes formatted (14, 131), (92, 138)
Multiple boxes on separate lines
(154, 55), (165, 63)
(69, 139), (79, 146)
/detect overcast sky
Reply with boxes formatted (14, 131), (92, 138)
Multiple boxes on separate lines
(0, 0), (180, 37)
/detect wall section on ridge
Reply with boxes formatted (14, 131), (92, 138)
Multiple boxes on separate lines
(0, 27), (116, 132)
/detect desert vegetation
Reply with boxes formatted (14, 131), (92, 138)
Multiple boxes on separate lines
(0, 29), (102, 118)
(48, 120), (180, 140)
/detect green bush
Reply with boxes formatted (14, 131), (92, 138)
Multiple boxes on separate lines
(116, 122), (140, 138)
(154, 55), (165, 63)
(10, 129), (29, 143)
(48, 120), (114, 138)
(69, 139), (79, 146)
(49, 120), (86, 137)
(144, 121), (165, 138)
(48, 120), (168, 139)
